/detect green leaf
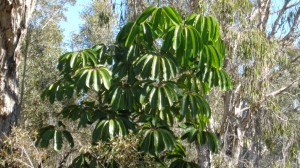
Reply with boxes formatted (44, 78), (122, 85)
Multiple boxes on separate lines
(92, 70), (100, 91)
(181, 95), (189, 117)
(208, 45), (221, 68)
(35, 125), (55, 148)
(151, 56), (159, 79)
(152, 8), (162, 29)
(162, 27), (175, 52)
(206, 132), (219, 153)
(162, 84), (176, 106)
(109, 119), (116, 138)
(98, 67), (111, 90)
(54, 130), (63, 151)
(116, 22), (134, 43)
(125, 24), (140, 47)
(70, 52), (79, 68)
(149, 87), (158, 109)
(158, 87), (166, 110)
(136, 6), (157, 24)
(142, 23), (154, 48)
(111, 87), (122, 110)
(62, 130), (74, 148)
(162, 6), (182, 24)
(173, 25), (182, 50)
(208, 16), (220, 42)
(85, 70), (92, 88)
(140, 130), (152, 153)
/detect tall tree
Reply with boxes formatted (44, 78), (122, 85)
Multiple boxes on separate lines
(184, 0), (300, 167)
(19, 0), (75, 131)
(71, 0), (116, 49)
(0, 0), (35, 142)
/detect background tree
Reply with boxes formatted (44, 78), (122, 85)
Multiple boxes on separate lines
(1, 0), (75, 166)
(70, 0), (116, 49)
(0, 0), (36, 142)
(19, 0), (75, 132)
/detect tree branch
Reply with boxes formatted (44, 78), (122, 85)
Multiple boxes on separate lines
(281, 7), (300, 42)
(257, 0), (271, 31)
(262, 0), (271, 32)
(290, 55), (300, 63)
(264, 77), (300, 99)
(269, 0), (290, 39)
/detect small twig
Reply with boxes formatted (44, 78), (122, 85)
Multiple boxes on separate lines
(57, 149), (76, 168)
(264, 77), (300, 99)
(21, 146), (34, 168)
(12, 158), (33, 168)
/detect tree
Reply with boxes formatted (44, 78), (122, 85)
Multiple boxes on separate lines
(0, 0), (36, 142)
(70, 0), (116, 49)
(124, 1), (299, 167)
(19, 0), (75, 132)
(36, 6), (232, 167)
(180, 1), (300, 167)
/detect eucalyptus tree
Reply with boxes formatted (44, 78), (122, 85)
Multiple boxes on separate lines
(0, 0), (36, 143)
(70, 0), (116, 50)
(36, 6), (232, 167)
(189, 0), (300, 167)
(19, 0), (75, 131)
(0, 0), (75, 166)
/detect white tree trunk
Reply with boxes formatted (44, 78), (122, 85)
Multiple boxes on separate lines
(0, 0), (35, 143)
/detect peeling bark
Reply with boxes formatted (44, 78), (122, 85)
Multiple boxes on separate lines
(0, 0), (35, 143)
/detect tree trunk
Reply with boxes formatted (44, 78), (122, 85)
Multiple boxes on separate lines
(220, 90), (254, 167)
(196, 143), (211, 168)
(0, 0), (35, 143)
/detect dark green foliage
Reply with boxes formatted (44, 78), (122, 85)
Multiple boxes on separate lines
(35, 125), (74, 151)
(167, 143), (200, 168)
(37, 6), (231, 167)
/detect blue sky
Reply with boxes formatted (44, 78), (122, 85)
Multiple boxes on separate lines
(59, 0), (88, 45)
(59, 0), (299, 47)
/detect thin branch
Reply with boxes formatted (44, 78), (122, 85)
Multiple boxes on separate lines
(257, 0), (271, 31)
(21, 147), (34, 168)
(290, 55), (300, 63)
(269, 0), (290, 39)
(281, 7), (300, 42)
(40, 9), (63, 30)
(271, 1), (300, 15)
(240, 107), (250, 113)
(262, 0), (271, 32)
(57, 149), (76, 168)
(284, 1), (300, 12)
(264, 77), (300, 99)
(12, 158), (33, 168)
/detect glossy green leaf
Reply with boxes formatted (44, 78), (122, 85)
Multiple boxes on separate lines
(173, 26), (182, 50)
(125, 24), (140, 47)
(206, 132), (219, 153)
(98, 67), (112, 89)
(35, 125), (55, 148)
(54, 130), (63, 151)
(162, 6), (182, 24)
(152, 8), (162, 29)
(62, 130), (74, 148)
(136, 6), (157, 24)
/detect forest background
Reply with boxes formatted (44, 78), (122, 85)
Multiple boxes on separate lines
(0, 0), (299, 167)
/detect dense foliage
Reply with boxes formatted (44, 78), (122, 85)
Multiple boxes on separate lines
(36, 6), (231, 167)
